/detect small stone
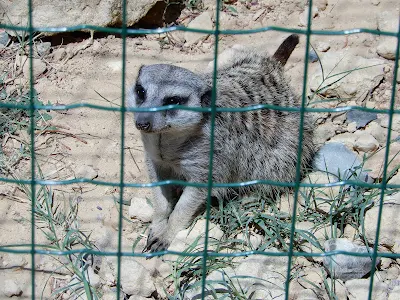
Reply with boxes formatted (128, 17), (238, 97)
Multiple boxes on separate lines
(313, 122), (338, 146)
(87, 266), (101, 288)
(92, 40), (102, 53)
(315, 0), (328, 11)
(389, 285), (400, 300)
(363, 142), (400, 178)
(346, 279), (388, 300)
(0, 30), (10, 48)
(299, 6), (318, 27)
(185, 12), (213, 46)
(313, 142), (371, 182)
(347, 110), (377, 129)
(35, 42), (51, 56)
(3, 279), (23, 297)
(128, 197), (154, 223)
(353, 133), (379, 152)
(52, 48), (66, 61)
(377, 114), (400, 132)
(324, 239), (380, 281)
(309, 49), (319, 62)
(22, 58), (47, 78)
(120, 258), (155, 297)
(316, 41), (330, 52)
(347, 122), (357, 133)
(377, 37), (397, 60)
(363, 202), (400, 248)
(75, 165), (98, 180)
(168, 219), (223, 252)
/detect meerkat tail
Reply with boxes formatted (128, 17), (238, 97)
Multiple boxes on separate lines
(272, 34), (300, 66)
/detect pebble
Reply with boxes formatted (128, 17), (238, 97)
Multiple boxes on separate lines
(313, 122), (338, 145)
(120, 259), (155, 297)
(309, 49), (319, 62)
(347, 122), (357, 133)
(345, 279), (388, 300)
(0, 30), (10, 48)
(316, 41), (330, 52)
(35, 42), (51, 56)
(75, 165), (98, 180)
(389, 285), (400, 300)
(353, 132), (379, 152)
(363, 142), (400, 178)
(87, 266), (101, 288)
(3, 279), (23, 297)
(323, 238), (380, 281)
(363, 202), (400, 249)
(299, 6), (318, 27)
(378, 113), (400, 132)
(347, 110), (377, 129)
(315, 0), (328, 11)
(313, 142), (372, 183)
(185, 12), (213, 46)
(22, 58), (47, 78)
(52, 48), (67, 61)
(128, 197), (154, 223)
(377, 37), (397, 60)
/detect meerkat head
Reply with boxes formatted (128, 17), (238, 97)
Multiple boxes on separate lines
(129, 64), (210, 134)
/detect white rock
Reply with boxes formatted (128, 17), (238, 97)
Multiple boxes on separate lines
(377, 113), (400, 132)
(236, 232), (264, 249)
(87, 266), (101, 288)
(299, 6), (318, 27)
(309, 51), (385, 99)
(363, 142), (400, 178)
(365, 121), (399, 145)
(185, 12), (213, 46)
(3, 279), (23, 297)
(168, 219), (223, 252)
(129, 197), (154, 223)
(329, 132), (363, 149)
(120, 258), (155, 297)
(345, 279), (388, 300)
(353, 133), (379, 152)
(22, 58), (47, 78)
(347, 122), (357, 133)
(363, 202), (400, 249)
(324, 239), (380, 281)
(389, 285), (400, 300)
(316, 41), (330, 52)
(315, 0), (328, 11)
(377, 37), (397, 60)
(388, 172), (400, 185)
(52, 47), (66, 61)
(313, 122), (338, 146)
(207, 44), (247, 71)
(2, 0), (162, 34)
(75, 165), (98, 179)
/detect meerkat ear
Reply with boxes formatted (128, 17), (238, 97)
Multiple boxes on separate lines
(201, 89), (212, 108)
(272, 34), (300, 66)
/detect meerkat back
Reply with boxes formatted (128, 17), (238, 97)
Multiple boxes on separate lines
(203, 34), (314, 199)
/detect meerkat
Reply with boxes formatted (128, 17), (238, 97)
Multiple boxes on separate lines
(128, 34), (315, 252)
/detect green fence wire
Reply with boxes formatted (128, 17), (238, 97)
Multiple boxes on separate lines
(0, 0), (399, 299)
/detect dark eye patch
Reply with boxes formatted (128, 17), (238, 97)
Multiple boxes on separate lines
(135, 84), (146, 104)
(163, 96), (187, 106)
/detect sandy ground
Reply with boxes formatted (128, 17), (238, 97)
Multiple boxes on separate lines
(1, 0), (400, 298)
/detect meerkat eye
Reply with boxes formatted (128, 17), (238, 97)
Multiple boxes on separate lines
(163, 96), (185, 106)
(135, 84), (146, 103)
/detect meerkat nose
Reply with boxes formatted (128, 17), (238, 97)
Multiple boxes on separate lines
(136, 120), (151, 131)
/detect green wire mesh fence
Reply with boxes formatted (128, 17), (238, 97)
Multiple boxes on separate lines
(0, 0), (399, 299)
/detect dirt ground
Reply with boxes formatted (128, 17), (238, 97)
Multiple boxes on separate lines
(1, 0), (400, 299)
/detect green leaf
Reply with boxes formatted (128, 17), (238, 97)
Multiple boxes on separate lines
(41, 112), (53, 121)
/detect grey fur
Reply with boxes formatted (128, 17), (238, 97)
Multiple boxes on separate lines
(128, 35), (315, 252)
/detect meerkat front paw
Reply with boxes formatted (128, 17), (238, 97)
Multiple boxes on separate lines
(145, 220), (174, 253)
